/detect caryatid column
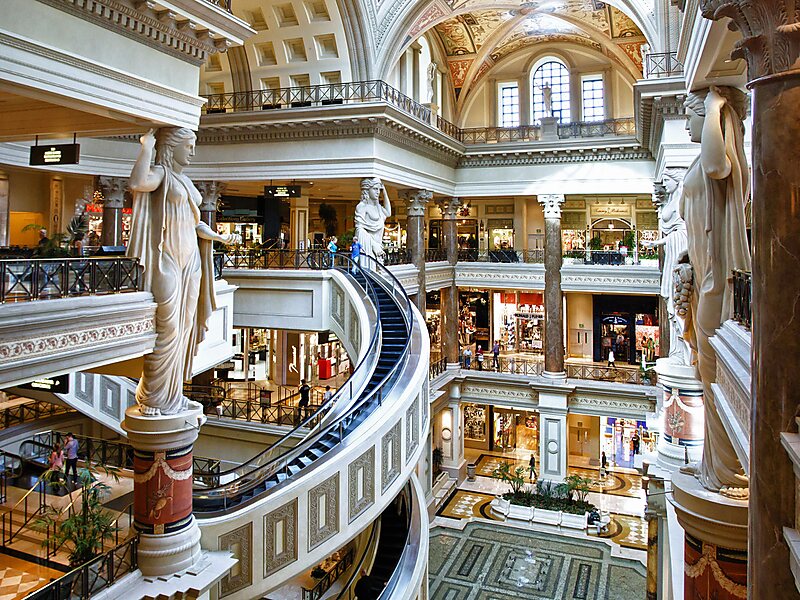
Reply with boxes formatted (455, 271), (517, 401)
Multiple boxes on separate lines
(195, 181), (225, 228)
(538, 194), (565, 378)
(98, 176), (127, 246)
(440, 198), (461, 365)
(700, 1), (800, 596)
(401, 188), (432, 313)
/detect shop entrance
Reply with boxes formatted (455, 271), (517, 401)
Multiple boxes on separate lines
(492, 408), (539, 455)
(593, 295), (659, 364)
(492, 291), (544, 354)
(602, 417), (654, 469)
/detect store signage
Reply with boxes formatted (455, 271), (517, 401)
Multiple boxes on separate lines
(30, 143), (80, 166)
(264, 185), (301, 199)
(84, 203), (132, 214)
(18, 375), (69, 394)
(591, 204), (630, 217)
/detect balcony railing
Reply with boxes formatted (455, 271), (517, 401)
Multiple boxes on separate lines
(384, 247), (411, 266)
(425, 248), (448, 262)
(456, 249), (544, 263)
(732, 270), (751, 329)
(429, 356), (447, 379)
(0, 400), (75, 431)
(301, 548), (354, 600)
(458, 355), (650, 384)
(0, 257), (141, 303)
(202, 81), (636, 145)
(645, 52), (684, 78)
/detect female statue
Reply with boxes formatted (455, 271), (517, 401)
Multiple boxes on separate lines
(354, 177), (391, 264)
(128, 128), (237, 416)
(643, 168), (690, 365)
(679, 86), (751, 492)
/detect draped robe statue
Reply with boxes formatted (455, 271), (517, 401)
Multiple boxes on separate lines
(128, 128), (237, 416)
(354, 177), (391, 264)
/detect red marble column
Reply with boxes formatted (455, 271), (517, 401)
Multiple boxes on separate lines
(684, 534), (747, 600)
(133, 444), (195, 536)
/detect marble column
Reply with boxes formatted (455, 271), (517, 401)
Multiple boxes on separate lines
(538, 194), (565, 378)
(290, 196), (309, 249)
(196, 181), (225, 228)
(441, 198), (461, 365)
(98, 177), (127, 246)
(699, 1), (800, 595)
(0, 172), (8, 246)
(401, 189), (432, 314)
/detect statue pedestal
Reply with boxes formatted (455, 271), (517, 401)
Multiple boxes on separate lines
(541, 116), (559, 140)
(654, 358), (704, 471)
(669, 471), (748, 599)
(122, 401), (206, 578)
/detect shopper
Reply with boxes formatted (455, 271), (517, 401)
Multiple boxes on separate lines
(323, 385), (333, 403)
(350, 236), (361, 273)
(463, 346), (472, 369)
(298, 380), (310, 408)
(600, 451), (608, 478)
(63, 433), (79, 482)
(528, 453), (537, 482)
(326, 236), (338, 268)
(632, 431), (641, 454)
(607, 349), (616, 368)
(49, 443), (64, 473)
(492, 341), (500, 370)
(476, 345), (484, 370)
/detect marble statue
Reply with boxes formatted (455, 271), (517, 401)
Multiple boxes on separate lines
(541, 82), (553, 117)
(678, 85), (751, 493)
(426, 62), (437, 104)
(128, 128), (238, 416)
(644, 168), (691, 365)
(354, 177), (391, 264)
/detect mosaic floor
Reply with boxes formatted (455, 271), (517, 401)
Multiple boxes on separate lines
(588, 513), (648, 551)
(430, 521), (646, 599)
(437, 490), (502, 521)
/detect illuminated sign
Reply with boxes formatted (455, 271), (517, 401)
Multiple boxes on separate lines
(84, 203), (132, 215)
(18, 375), (70, 394)
(30, 143), (81, 166)
(264, 185), (301, 199)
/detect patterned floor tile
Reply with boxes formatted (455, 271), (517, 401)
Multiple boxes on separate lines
(437, 490), (502, 521)
(588, 513), (648, 551)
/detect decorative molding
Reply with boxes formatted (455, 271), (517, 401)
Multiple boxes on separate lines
(348, 447), (375, 522)
(308, 474), (339, 551)
(462, 384), (537, 404)
(458, 147), (651, 168)
(264, 499), (297, 577)
(219, 524), (252, 597)
(569, 395), (654, 416)
(382, 420), (402, 492)
(406, 395), (419, 463)
(401, 189), (432, 217)
(331, 285), (345, 328)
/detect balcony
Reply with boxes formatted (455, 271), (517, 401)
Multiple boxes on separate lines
(644, 52), (685, 79)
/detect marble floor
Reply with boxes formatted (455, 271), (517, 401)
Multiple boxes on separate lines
(429, 520), (646, 599)
(0, 554), (63, 600)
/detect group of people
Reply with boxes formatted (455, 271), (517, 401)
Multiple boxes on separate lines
(462, 341), (502, 370)
(326, 235), (362, 270)
(47, 432), (80, 482)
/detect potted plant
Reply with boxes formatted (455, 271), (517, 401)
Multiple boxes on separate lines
(490, 462), (534, 521)
(432, 447), (444, 479)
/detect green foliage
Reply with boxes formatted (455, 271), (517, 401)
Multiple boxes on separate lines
(622, 230), (635, 250)
(432, 447), (444, 476)
(492, 462), (528, 495)
(318, 203), (338, 237)
(503, 477), (597, 515)
(563, 474), (593, 503)
(339, 228), (355, 250)
(589, 235), (602, 250)
(36, 464), (120, 566)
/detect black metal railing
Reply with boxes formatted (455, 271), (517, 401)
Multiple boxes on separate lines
(220, 248), (332, 270)
(0, 258), (141, 303)
(566, 363), (645, 385)
(213, 252), (224, 280)
(455, 249), (544, 263)
(384, 247), (411, 266)
(457, 354), (649, 384)
(211, 399), (326, 428)
(27, 536), (138, 600)
(201, 81), (636, 145)
(429, 356), (447, 379)
(302, 548), (355, 600)
(733, 270), (751, 329)
(424, 248), (448, 262)
(1, 400), (75, 430)
(645, 52), (684, 78)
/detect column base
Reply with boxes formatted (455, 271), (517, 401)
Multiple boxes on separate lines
(541, 370), (567, 382)
(654, 359), (704, 472)
(138, 519), (203, 578)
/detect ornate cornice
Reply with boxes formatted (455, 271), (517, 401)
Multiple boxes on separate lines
(458, 146), (651, 167)
(701, 0), (800, 80)
(639, 94), (686, 156)
(569, 395), (655, 416)
(400, 189), (433, 216)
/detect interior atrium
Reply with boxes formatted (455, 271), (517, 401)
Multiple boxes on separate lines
(0, 0), (795, 598)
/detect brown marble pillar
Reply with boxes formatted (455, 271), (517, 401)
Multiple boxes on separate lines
(699, 2), (800, 595)
(440, 198), (460, 266)
(98, 176), (127, 246)
(538, 194), (565, 377)
(402, 189), (432, 314)
(441, 198), (461, 365)
(196, 181), (225, 228)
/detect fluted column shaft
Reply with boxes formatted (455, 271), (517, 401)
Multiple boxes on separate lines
(539, 195), (565, 376)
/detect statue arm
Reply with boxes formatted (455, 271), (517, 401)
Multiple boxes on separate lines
(643, 236), (667, 248)
(700, 87), (732, 180)
(381, 186), (392, 217)
(129, 129), (164, 192)
(196, 221), (238, 245)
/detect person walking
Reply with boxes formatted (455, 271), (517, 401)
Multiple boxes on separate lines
(323, 385), (333, 403)
(529, 453), (537, 482)
(600, 451), (608, 478)
(607, 349), (616, 368)
(63, 433), (79, 482)
(298, 380), (310, 407)
(350, 236), (361, 273)
(492, 341), (500, 370)
(476, 345), (484, 370)
(463, 346), (472, 369)
(49, 443), (64, 473)
(326, 236), (338, 268)
(631, 431), (641, 454)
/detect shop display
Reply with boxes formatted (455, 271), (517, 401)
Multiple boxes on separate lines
(463, 404), (487, 442)
(492, 409), (539, 452)
(561, 229), (586, 252)
(493, 291), (544, 354)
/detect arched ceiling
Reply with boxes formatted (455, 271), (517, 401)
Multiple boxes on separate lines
(423, 1), (646, 101)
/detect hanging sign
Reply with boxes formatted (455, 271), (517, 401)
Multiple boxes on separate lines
(18, 375), (70, 394)
(30, 144), (80, 166)
(264, 185), (301, 199)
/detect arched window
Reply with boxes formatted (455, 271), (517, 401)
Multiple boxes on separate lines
(532, 59), (571, 124)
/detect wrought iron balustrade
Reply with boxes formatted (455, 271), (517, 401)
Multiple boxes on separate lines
(424, 248), (448, 262)
(0, 257), (141, 303)
(645, 52), (684, 78)
(565, 363), (645, 384)
(0, 400), (75, 430)
(429, 356), (447, 379)
(384, 247), (411, 266)
(732, 270), (752, 329)
(302, 548), (354, 600)
(558, 117), (636, 138)
(459, 125), (541, 144)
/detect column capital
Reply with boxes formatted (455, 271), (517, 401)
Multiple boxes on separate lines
(701, 0), (800, 80)
(98, 176), (128, 209)
(400, 189), (432, 217)
(195, 180), (226, 212)
(538, 194), (565, 219)
(438, 197), (462, 220)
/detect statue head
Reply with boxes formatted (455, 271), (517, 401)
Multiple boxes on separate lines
(684, 87), (747, 143)
(155, 127), (197, 169)
(662, 168), (686, 195)
(360, 177), (382, 203)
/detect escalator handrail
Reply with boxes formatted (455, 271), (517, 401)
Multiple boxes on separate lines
(192, 251), (383, 483)
(335, 519), (381, 600)
(377, 478), (425, 600)
(193, 252), (415, 508)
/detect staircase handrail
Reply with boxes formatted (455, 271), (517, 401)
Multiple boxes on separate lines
(1, 474), (46, 545)
(192, 252), (414, 511)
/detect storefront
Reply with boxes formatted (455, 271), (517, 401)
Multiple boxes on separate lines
(602, 417), (654, 469)
(425, 291), (442, 358)
(84, 202), (132, 247)
(217, 195), (266, 247)
(463, 403), (489, 450)
(593, 295), (659, 364)
(458, 290), (489, 352)
(462, 402), (539, 455)
(382, 221), (406, 249)
(492, 291), (544, 354)
(428, 219), (479, 251)
(488, 219), (514, 250)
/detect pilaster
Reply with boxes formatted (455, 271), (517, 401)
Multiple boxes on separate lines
(538, 387), (569, 482)
(290, 196), (310, 249)
(439, 382), (465, 479)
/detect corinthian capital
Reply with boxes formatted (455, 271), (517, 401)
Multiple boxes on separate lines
(438, 197), (462, 220)
(701, 0), (800, 79)
(195, 181), (226, 212)
(400, 189), (433, 217)
(538, 194), (564, 219)
(98, 176), (128, 209)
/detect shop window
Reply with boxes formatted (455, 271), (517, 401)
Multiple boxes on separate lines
(493, 291), (544, 354)
(532, 59), (571, 123)
(581, 75), (605, 122)
(498, 82), (520, 128)
(464, 404), (487, 443)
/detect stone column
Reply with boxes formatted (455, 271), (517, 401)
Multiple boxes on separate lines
(290, 196), (309, 249)
(700, 2), (800, 595)
(0, 172), (9, 246)
(654, 363), (704, 469)
(401, 189), (432, 313)
(440, 198), (461, 365)
(538, 194), (565, 378)
(196, 181), (225, 228)
(439, 382), (465, 479)
(122, 404), (206, 576)
(98, 177), (127, 246)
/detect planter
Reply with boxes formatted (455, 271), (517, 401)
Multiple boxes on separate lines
(466, 463), (476, 481)
(490, 496), (510, 518)
(508, 503), (534, 522)
(560, 511), (589, 529)
(533, 507), (561, 526)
